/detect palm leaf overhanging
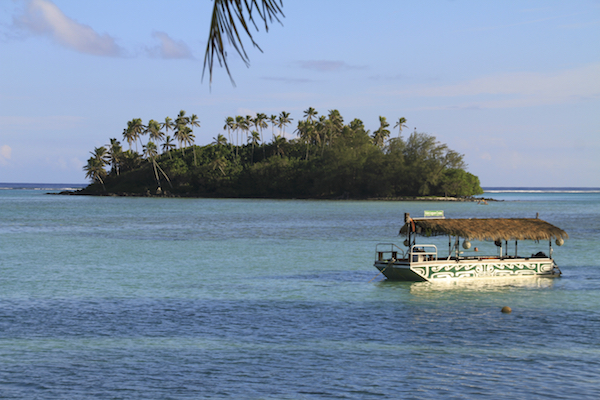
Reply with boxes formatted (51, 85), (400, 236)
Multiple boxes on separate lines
(203, 0), (284, 85)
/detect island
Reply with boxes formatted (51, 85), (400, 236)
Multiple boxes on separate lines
(77, 109), (484, 199)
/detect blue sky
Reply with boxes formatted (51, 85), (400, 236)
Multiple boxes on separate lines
(1, 0), (599, 186)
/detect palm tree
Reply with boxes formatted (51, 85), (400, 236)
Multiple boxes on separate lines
(269, 114), (278, 141)
(393, 117), (408, 138)
(223, 116), (235, 149)
(209, 156), (228, 176)
(143, 141), (172, 191)
(90, 147), (109, 174)
(162, 135), (176, 159)
(143, 140), (161, 188)
(83, 157), (107, 191)
(107, 138), (123, 176)
(175, 110), (188, 127)
(316, 115), (327, 156)
(255, 112), (268, 157)
(189, 114), (201, 133)
(130, 118), (145, 152)
(122, 124), (136, 151)
(249, 130), (260, 162)
(372, 116), (391, 148)
(277, 111), (292, 139)
(295, 120), (313, 160)
(272, 134), (286, 157)
(303, 107), (318, 122)
(181, 127), (197, 165)
(234, 115), (246, 153)
(243, 115), (253, 145)
(188, 114), (200, 166)
(326, 109), (343, 147)
(174, 123), (189, 155)
(145, 119), (164, 145)
(162, 116), (174, 136)
(212, 134), (228, 146)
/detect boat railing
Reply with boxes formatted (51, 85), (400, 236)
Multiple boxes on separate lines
(375, 243), (405, 262)
(409, 245), (438, 263)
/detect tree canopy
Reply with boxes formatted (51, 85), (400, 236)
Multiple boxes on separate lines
(80, 109), (483, 199)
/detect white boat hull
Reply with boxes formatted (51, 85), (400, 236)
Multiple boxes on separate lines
(374, 257), (561, 282)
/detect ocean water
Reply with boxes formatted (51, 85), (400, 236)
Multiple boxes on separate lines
(1, 185), (599, 399)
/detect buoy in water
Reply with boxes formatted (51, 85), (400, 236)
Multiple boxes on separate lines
(501, 306), (512, 314)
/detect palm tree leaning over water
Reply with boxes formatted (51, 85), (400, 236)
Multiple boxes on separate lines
(90, 146), (109, 165)
(83, 156), (107, 192)
(143, 141), (172, 191)
(143, 141), (161, 190)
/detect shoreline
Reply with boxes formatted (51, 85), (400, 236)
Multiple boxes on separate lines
(52, 190), (496, 202)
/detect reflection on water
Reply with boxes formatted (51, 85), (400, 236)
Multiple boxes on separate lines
(409, 276), (557, 293)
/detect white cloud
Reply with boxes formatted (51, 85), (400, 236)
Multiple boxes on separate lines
(397, 63), (600, 109)
(0, 145), (12, 165)
(149, 31), (193, 59)
(13, 0), (122, 56)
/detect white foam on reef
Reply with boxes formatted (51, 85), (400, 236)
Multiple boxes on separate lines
(484, 187), (600, 194)
(0, 183), (86, 191)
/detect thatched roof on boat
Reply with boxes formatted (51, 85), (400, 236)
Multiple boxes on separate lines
(400, 218), (568, 241)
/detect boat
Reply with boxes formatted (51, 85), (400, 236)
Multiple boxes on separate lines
(374, 211), (568, 282)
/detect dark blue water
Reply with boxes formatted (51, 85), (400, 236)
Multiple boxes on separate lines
(0, 188), (599, 399)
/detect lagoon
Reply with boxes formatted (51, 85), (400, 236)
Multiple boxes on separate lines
(1, 186), (599, 399)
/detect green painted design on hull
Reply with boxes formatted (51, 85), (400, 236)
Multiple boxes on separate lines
(375, 259), (559, 281)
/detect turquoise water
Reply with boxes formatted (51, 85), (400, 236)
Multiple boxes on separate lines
(1, 187), (599, 399)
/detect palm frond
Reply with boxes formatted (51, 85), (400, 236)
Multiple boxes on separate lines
(203, 0), (284, 85)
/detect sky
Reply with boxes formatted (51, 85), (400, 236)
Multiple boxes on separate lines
(1, 0), (599, 186)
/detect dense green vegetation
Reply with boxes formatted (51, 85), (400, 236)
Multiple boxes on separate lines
(81, 109), (483, 198)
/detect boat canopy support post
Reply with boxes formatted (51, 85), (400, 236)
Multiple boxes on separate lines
(454, 236), (460, 259)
